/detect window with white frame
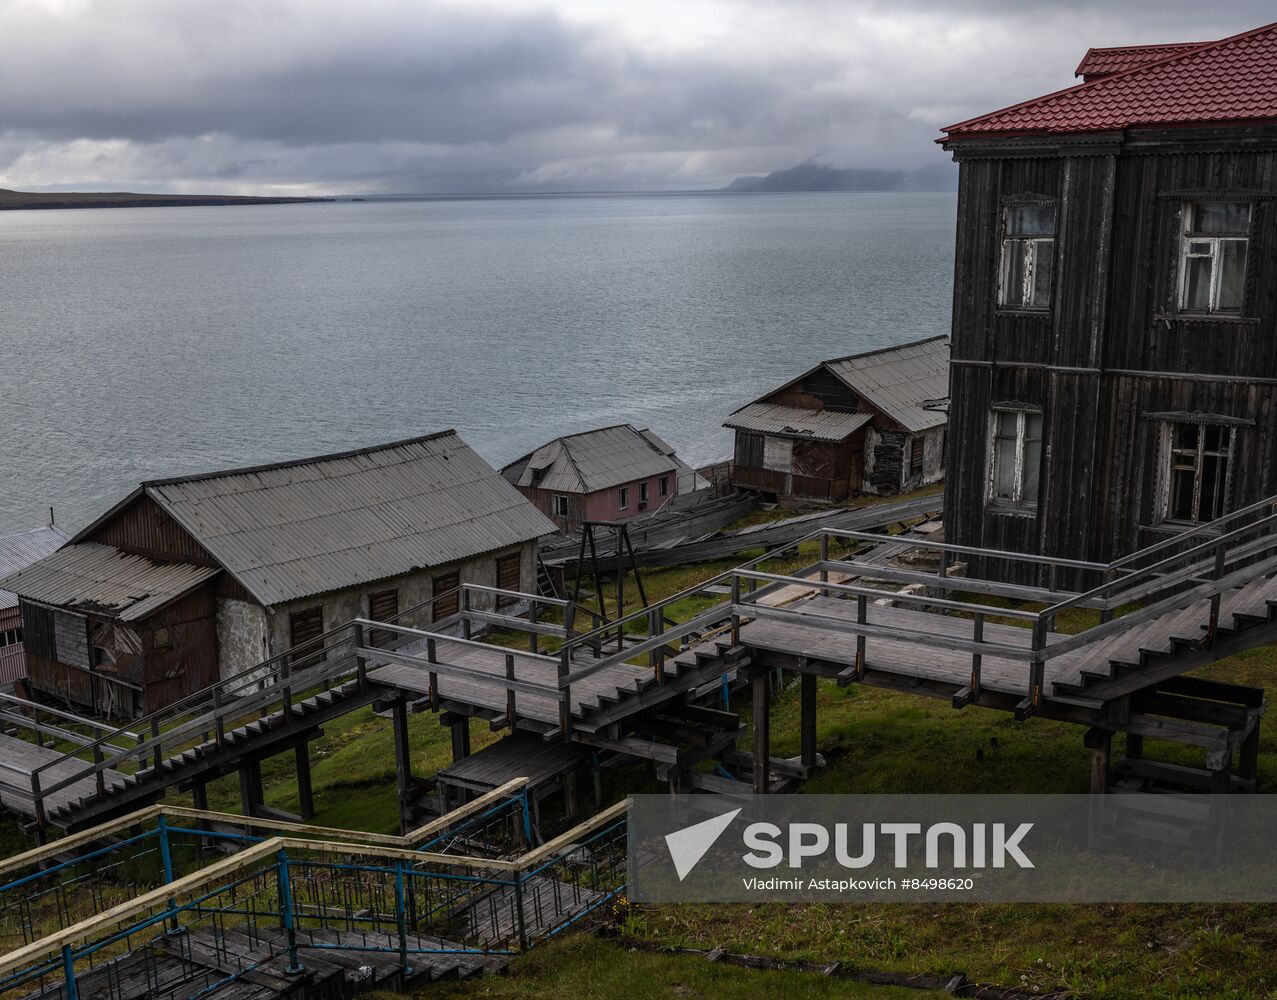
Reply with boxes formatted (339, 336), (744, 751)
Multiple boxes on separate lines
(1179, 201), (1250, 314)
(618, 486), (630, 509)
(987, 408), (1042, 509)
(659, 475), (670, 497)
(639, 482), (649, 504)
(998, 203), (1056, 311)
(1161, 421), (1234, 524)
(552, 494), (569, 517)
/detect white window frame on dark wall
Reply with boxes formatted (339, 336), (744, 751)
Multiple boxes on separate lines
(552, 494), (569, 517)
(986, 407), (1043, 511)
(618, 486), (630, 510)
(997, 202), (1056, 311)
(1158, 420), (1235, 525)
(1177, 201), (1250, 314)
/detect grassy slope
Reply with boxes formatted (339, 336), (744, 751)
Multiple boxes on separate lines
(370, 935), (920, 999)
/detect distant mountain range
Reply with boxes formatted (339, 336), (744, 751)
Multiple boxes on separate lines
(724, 161), (956, 193)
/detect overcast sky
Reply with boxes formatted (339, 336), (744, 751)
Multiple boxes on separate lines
(0, 1), (1271, 195)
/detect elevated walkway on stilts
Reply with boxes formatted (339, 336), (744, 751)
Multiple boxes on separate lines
(7, 494), (1277, 839)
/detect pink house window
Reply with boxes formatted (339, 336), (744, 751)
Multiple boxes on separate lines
(618, 486), (630, 509)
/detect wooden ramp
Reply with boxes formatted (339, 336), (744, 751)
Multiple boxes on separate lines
(0, 732), (129, 818)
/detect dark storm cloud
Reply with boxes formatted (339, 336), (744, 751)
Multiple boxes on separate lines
(1, 0), (1274, 193)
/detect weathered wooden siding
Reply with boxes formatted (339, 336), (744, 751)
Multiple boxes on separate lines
(84, 493), (218, 565)
(946, 129), (1277, 584)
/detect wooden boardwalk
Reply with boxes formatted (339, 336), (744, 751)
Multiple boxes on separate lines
(0, 733), (128, 817)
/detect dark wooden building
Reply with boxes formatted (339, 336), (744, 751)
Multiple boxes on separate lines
(0, 433), (555, 717)
(940, 23), (1277, 584)
(726, 336), (948, 501)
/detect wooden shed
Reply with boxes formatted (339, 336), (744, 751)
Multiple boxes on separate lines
(0, 432), (556, 717)
(0, 525), (69, 686)
(726, 336), (949, 501)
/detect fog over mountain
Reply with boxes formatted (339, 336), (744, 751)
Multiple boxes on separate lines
(725, 161), (957, 193)
(0, 2), (1272, 195)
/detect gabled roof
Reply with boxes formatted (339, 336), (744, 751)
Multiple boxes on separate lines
(70, 431), (556, 609)
(735, 336), (949, 435)
(1074, 41), (1206, 81)
(502, 424), (681, 495)
(0, 525), (69, 611)
(942, 21), (1277, 140)
(725, 403), (873, 442)
(0, 543), (219, 622)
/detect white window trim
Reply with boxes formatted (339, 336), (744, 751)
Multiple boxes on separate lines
(1177, 212), (1248, 314)
(1157, 421), (1236, 525)
(986, 408), (1041, 510)
(618, 486), (630, 510)
(659, 476), (670, 497)
(552, 494), (569, 517)
(639, 482), (649, 503)
(998, 236), (1053, 310)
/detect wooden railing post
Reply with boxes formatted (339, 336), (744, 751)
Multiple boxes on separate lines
(529, 600), (539, 656)
(213, 688), (226, 749)
(353, 622), (368, 691)
(558, 646), (573, 738)
(462, 587), (472, 641)
(505, 653), (517, 732)
(649, 607), (665, 684)
(819, 534), (829, 586)
(970, 613), (984, 703)
(1209, 544), (1227, 644)
(92, 744), (105, 799)
(855, 594), (867, 680)
(151, 718), (163, 773)
(730, 575), (741, 646)
(30, 770), (45, 830)
(280, 659), (293, 718)
(426, 638), (439, 709)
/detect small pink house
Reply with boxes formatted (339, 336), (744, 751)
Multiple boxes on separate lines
(501, 424), (698, 533)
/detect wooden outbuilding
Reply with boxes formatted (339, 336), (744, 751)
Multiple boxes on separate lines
(501, 424), (706, 533)
(0, 432), (556, 717)
(725, 336), (948, 501)
(938, 22), (1277, 584)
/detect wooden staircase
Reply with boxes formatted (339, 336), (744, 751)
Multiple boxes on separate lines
(1051, 569), (1277, 701)
(44, 678), (378, 830)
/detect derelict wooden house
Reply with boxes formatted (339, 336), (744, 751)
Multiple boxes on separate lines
(0, 432), (556, 718)
(0, 525), (68, 685)
(501, 424), (705, 533)
(725, 336), (949, 501)
(939, 23), (1277, 585)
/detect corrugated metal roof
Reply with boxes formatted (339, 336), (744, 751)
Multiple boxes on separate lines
(724, 403), (873, 442)
(0, 526), (68, 611)
(637, 429), (711, 492)
(0, 543), (219, 622)
(504, 424), (681, 494)
(140, 431), (557, 607)
(825, 336), (950, 433)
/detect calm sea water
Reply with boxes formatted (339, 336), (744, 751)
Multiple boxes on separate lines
(0, 192), (955, 534)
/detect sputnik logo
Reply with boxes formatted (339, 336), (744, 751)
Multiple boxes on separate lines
(664, 808), (742, 881)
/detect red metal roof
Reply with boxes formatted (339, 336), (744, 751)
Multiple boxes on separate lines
(942, 21), (1277, 141)
(1074, 41), (1208, 81)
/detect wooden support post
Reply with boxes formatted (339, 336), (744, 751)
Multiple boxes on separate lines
(294, 740), (314, 821)
(800, 672), (817, 773)
(1085, 728), (1112, 795)
(529, 601), (539, 656)
(239, 759), (264, 817)
(392, 698), (413, 834)
(752, 672), (770, 795)
(1240, 723), (1261, 781)
(1126, 733), (1144, 761)
(505, 653), (518, 733)
(450, 717), (471, 763)
(855, 595), (867, 679)
(192, 778), (208, 811)
(564, 771), (578, 819)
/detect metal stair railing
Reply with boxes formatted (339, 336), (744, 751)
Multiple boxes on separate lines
(0, 786), (627, 999)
